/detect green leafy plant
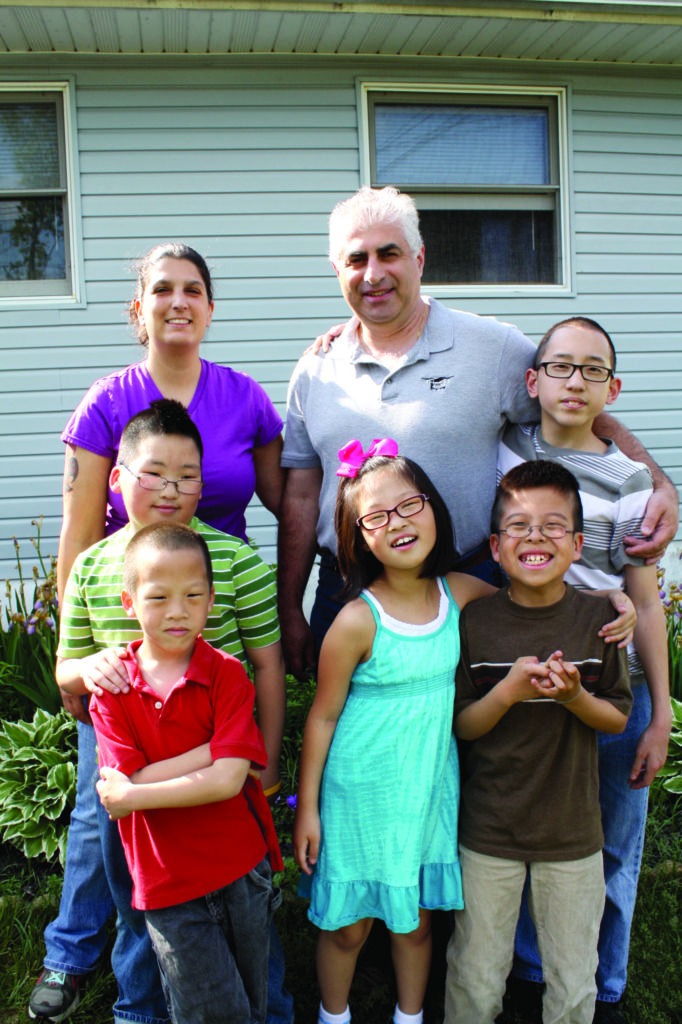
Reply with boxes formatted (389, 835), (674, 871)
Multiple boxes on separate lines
(0, 708), (77, 864)
(658, 564), (682, 702)
(0, 517), (61, 716)
(656, 697), (682, 797)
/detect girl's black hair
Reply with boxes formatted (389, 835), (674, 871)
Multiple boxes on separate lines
(334, 454), (456, 600)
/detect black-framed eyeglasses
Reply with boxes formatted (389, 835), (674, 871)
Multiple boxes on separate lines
(499, 521), (574, 540)
(356, 494), (429, 531)
(120, 463), (203, 495)
(538, 361), (613, 383)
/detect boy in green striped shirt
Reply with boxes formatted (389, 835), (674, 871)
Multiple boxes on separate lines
(57, 400), (284, 788)
(43, 399), (285, 1024)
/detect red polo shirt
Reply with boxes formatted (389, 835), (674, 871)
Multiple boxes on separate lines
(91, 637), (270, 910)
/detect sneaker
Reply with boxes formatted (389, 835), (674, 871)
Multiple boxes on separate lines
(593, 1001), (626, 1024)
(28, 969), (81, 1022)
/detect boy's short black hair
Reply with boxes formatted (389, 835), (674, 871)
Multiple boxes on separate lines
(335, 454), (456, 600)
(118, 399), (203, 465)
(123, 522), (213, 595)
(491, 460), (584, 535)
(534, 316), (617, 372)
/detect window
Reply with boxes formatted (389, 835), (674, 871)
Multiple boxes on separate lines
(362, 84), (569, 292)
(0, 84), (80, 302)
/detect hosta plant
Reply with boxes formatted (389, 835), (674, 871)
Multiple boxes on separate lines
(657, 697), (682, 797)
(0, 708), (77, 864)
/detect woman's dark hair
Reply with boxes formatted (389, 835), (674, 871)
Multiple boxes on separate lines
(490, 460), (584, 535)
(335, 454), (456, 600)
(128, 242), (214, 346)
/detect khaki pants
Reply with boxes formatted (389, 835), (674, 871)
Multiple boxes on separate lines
(445, 846), (605, 1024)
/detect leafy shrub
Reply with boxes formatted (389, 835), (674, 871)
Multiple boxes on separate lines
(656, 697), (682, 797)
(659, 565), (682, 702)
(0, 708), (77, 864)
(270, 672), (316, 853)
(1, 518), (61, 716)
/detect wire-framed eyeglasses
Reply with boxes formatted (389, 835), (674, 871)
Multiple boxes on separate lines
(499, 521), (574, 540)
(356, 494), (430, 531)
(120, 463), (203, 495)
(538, 361), (613, 383)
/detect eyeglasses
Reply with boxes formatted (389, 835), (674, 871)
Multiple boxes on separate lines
(499, 521), (574, 540)
(357, 494), (430, 531)
(120, 463), (203, 495)
(538, 361), (613, 383)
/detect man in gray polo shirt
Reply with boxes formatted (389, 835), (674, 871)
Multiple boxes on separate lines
(278, 185), (677, 678)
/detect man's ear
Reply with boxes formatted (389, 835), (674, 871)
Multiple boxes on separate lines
(526, 367), (539, 398)
(121, 589), (137, 618)
(208, 585), (215, 613)
(110, 464), (122, 494)
(490, 534), (501, 563)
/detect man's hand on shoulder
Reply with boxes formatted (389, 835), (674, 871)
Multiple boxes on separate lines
(303, 318), (358, 356)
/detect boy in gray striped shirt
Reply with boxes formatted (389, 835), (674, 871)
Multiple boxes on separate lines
(498, 317), (671, 1023)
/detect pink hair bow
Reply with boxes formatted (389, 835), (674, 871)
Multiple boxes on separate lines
(336, 438), (399, 478)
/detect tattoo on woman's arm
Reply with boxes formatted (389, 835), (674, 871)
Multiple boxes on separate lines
(64, 455), (79, 494)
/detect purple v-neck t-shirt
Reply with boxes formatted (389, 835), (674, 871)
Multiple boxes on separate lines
(61, 359), (282, 542)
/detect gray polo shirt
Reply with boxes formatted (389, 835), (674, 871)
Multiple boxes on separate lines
(282, 298), (537, 557)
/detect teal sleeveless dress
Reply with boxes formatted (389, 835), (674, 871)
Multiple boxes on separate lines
(306, 577), (464, 933)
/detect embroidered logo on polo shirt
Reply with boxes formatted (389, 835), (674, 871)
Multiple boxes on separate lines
(423, 376), (452, 391)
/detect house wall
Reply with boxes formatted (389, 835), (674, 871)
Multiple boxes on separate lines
(1, 55), (680, 583)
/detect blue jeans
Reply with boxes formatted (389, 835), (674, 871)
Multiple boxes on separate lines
(96, 789), (170, 1023)
(513, 681), (651, 1003)
(145, 858), (280, 1024)
(44, 719), (293, 1024)
(43, 719), (114, 976)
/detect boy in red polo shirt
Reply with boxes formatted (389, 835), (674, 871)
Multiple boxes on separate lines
(90, 521), (282, 1024)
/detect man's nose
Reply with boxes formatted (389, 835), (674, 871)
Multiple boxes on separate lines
(364, 255), (382, 282)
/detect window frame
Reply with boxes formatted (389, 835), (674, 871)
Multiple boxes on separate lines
(358, 81), (572, 297)
(0, 80), (84, 308)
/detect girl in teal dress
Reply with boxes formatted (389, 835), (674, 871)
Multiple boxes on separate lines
(293, 439), (496, 1024)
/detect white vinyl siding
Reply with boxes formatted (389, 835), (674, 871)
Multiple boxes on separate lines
(0, 60), (680, 581)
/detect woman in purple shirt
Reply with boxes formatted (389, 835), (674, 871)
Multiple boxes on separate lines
(58, 241), (284, 605)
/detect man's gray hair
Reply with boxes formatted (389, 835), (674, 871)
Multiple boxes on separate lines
(328, 186), (423, 263)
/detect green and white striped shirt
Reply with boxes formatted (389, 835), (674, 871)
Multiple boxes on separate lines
(58, 517), (280, 667)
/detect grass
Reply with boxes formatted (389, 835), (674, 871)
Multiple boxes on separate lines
(1, 675), (680, 1023)
(1, 791), (680, 1024)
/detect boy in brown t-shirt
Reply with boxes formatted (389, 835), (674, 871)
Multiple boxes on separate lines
(445, 460), (632, 1024)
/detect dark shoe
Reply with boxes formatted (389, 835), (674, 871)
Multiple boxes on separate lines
(593, 1000), (626, 1024)
(28, 969), (81, 1022)
(501, 975), (544, 1023)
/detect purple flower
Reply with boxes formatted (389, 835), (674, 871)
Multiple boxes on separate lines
(46, 617), (55, 628)
(286, 794), (297, 809)
(27, 624), (36, 635)
(34, 599), (44, 610)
